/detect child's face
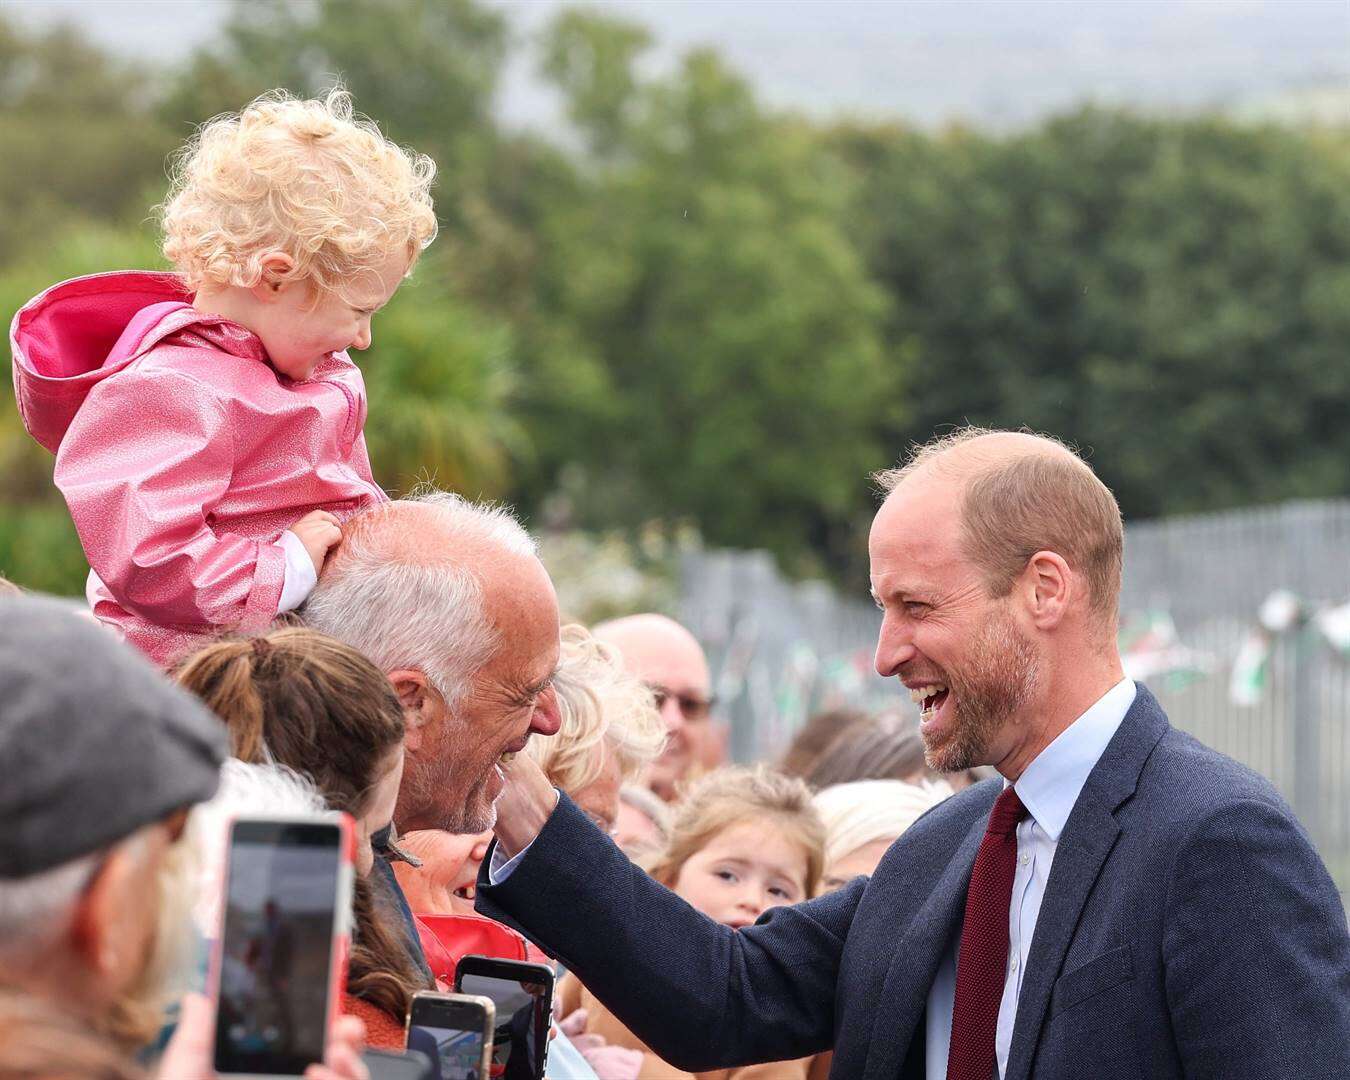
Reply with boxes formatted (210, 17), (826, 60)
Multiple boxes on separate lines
(671, 818), (810, 929)
(257, 249), (408, 380)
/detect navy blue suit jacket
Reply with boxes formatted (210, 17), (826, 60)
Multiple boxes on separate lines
(478, 687), (1350, 1079)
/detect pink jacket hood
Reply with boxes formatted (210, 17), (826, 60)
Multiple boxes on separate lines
(11, 270), (238, 454)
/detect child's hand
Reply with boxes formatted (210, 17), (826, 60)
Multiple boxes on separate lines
(287, 510), (342, 576)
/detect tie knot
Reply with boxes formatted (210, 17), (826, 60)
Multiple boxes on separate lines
(988, 785), (1027, 836)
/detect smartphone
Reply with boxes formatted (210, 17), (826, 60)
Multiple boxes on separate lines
(361, 1048), (435, 1080)
(210, 814), (355, 1078)
(453, 956), (555, 1080)
(405, 991), (495, 1080)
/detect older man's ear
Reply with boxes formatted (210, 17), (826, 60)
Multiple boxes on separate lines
(388, 668), (436, 751)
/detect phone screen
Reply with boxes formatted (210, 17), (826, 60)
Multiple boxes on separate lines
(214, 820), (342, 1076)
(454, 963), (552, 1080)
(405, 1022), (487, 1079)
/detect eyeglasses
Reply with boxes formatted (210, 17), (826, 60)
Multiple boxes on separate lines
(647, 684), (716, 723)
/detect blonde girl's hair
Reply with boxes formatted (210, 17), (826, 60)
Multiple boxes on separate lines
(161, 86), (437, 298)
(526, 624), (667, 794)
(647, 765), (827, 900)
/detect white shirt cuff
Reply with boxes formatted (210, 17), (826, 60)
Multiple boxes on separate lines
(277, 531), (318, 613)
(487, 790), (561, 884)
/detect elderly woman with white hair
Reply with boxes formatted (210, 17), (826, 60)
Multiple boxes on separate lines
(813, 778), (954, 894)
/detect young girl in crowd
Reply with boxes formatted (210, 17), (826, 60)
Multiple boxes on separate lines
(174, 626), (433, 1047)
(558, 765), (825, 1080)
(10, 89), (437, 666)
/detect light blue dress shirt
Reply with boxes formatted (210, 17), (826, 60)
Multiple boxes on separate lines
(925, 677), (1136, 1079)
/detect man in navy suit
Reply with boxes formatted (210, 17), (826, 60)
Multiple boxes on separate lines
(477, 428), (1350, 1079)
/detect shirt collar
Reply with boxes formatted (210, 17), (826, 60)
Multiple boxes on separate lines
(1012, 677), (1136, 842)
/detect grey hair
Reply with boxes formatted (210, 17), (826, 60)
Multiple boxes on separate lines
(0, 831), (148, 961)
(185, 760), (328, 937)
(302, 490), (538, 708)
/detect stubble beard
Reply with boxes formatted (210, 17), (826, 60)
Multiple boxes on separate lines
(923, 606), (1040, 774)
(398, 741), (499, 835)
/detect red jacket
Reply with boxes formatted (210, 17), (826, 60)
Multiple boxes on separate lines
(10, 271), (386, 665)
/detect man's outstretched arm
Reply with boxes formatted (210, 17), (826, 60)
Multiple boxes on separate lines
(476, 757), (861, 1073)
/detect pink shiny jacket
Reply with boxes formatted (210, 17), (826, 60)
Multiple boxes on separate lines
(11, 270), (387, 665)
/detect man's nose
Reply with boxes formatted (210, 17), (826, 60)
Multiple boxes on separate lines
(874, 614), (917, 677)
(660, 695), (686, 736)
(530, 687), (562, 736)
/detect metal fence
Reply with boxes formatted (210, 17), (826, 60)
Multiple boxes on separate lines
(677, 499), (1350, 899)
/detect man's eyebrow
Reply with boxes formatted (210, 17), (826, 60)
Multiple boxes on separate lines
(519, 668), (559, 699)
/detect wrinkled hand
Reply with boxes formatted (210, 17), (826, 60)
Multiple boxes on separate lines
(493, 752), (559, 858)
(287, 509), (342, 576)
(158, 993), (369, 1080)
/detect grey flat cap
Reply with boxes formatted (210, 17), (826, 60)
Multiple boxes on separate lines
(0, 594), (227, 877)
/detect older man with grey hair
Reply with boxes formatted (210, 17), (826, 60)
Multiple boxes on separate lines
(0, 595), (368, 1080)
(303, 490), (564, 837)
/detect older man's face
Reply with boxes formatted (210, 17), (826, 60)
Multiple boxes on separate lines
(400, 557), (563, 834)
(869, 473), (1041, 773)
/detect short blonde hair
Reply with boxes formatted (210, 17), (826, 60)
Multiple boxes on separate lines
(813, 778), (953, 869)
(527, 624), (667, 794)
(161, 87), (437, 297)
(648, 765), (826, 900)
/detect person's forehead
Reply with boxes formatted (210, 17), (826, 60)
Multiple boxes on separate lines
(869, 474), (969, 587)
(702, 820), (806, 874)
(605, 625), (709, 693)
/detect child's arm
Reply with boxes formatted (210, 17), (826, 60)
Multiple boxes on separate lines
(55, 368), (299, 633)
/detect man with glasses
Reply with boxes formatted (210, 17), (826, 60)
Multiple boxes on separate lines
(594, 614), (721, 801)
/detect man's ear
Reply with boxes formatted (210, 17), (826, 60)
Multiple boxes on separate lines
(70, 833), (153, 983)
(388, 668), (435, 752)
(249, 250), (297, 303)
(1023, 550), (1072, 630)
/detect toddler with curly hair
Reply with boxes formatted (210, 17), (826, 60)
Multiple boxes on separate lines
(11, 88), (436, 664)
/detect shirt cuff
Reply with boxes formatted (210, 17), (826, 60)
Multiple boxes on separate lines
(487, 790), (561, 884)
(276, 531), (318, 614)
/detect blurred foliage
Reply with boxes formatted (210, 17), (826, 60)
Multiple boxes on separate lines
(2, 0), (1349, 598)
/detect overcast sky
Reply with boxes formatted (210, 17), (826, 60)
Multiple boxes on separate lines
(11, 0), (1349, 128)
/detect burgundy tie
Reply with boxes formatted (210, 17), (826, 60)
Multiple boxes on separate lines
(946, 785), (1028, 1080)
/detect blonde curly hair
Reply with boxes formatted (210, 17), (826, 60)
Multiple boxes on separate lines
(527, 624), (668, 796)
(160, 87), (437, 298)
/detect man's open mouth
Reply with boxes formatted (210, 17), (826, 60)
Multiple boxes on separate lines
(910, 684), (950, 717)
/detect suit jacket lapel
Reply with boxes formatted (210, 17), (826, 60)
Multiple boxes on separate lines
(1002, 688), (1170, 1080)
(863, 809), (987, 1080)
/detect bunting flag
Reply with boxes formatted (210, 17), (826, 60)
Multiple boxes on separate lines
(1229, 630), (1273, 708)
(1118, 609), (1213, 690)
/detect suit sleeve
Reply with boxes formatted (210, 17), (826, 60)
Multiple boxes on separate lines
(54, 367), (285, 632)
(1162, 797), (1350, 1078)
(476, 794), (861, 1073)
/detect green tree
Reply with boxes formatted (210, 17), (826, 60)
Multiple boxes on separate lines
(830, 109), (1350, 521)
(0, 15), (174, 263)
(518, 14), (897, 570)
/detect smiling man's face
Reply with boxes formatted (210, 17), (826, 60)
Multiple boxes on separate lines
(869, 470), (1041, 774)
(395, 555), (562, 834)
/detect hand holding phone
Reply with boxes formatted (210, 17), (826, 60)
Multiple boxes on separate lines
(210, 814), (355, 1077)
(406, 991), (495, 1080)
(453, 956), (555, 1080)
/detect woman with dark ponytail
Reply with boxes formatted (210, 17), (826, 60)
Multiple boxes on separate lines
(174, 627), (430, 1046)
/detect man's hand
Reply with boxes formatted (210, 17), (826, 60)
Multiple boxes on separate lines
(287, 510), (342, 576)
(158, 993), (370, 1080)
(493, 752), (559, 858)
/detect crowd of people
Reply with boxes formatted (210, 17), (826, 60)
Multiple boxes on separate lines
(3, 87), (1347, 1080)
(0, 511), (960, 1080)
